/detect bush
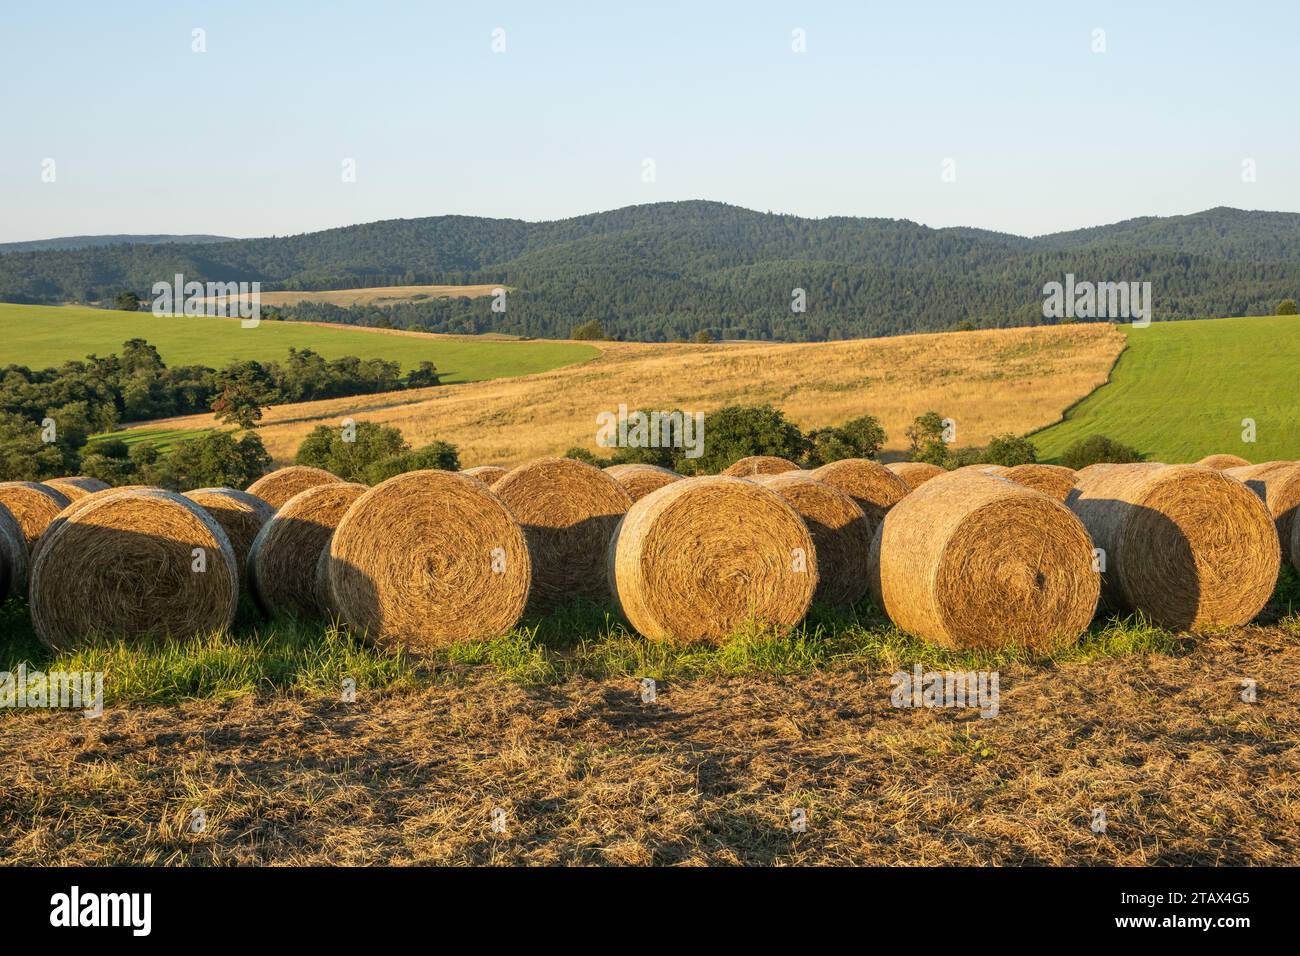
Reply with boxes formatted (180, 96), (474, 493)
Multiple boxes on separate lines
(151, 431), (271, 491)
(983, 433), (1038, 467)
(364, 441), (461, 484)
(1278, 299), (1297, 315)
(1058, 435), (1144, 470)
(905, 411), (951, 466)
(563, 446), (603, 466)
(804, 414), (886, 466)
(694, 404), (808, 475)
(295, 421), (408, 482)
(571, 320), (604, 340)
(0, 412), (78, 480)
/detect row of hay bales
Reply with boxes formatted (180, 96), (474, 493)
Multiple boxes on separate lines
(0, 450), (1293, 654)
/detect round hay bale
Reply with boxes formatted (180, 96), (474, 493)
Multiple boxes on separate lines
(183, 488), (276, 584)
(808, 458), (910, 525)
(1069, 463), (1278, 629)
(868, 471), (1099, 651)
(603, 463), (684, 502)
(0, 482), (71, 550)
(30, 484), (159, 568)
(721, 455), (801, 477)
(1196, 453), (1250, 470)
(249, 482), (367, 619)
(949, 463), (1010, 476)
(461, 465), (508, 487)
(43, 476), (110, 501)
(1224, 462), (1300, 552)
(1005, 463), (1077, 502)
(327, 470), (532, 651)
(754, 473), (870, 607)
(245, 465), (345, 510)
(29, 489), (238, 650)
(885, 461), (946, 489)
(0, 502), (27, 599)
(609, 476), (818, 642)
(494, 457), (633, 610)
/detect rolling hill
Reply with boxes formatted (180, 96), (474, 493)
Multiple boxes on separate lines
(2, 203), (1298, 342)
(0, 234), (231, 254)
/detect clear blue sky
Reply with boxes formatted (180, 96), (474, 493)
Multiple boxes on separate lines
(2, 0), (1297, 242)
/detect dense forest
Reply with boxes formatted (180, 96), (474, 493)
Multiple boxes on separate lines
(3, 202), (1298, 341)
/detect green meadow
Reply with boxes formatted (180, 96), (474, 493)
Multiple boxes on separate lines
(1031, 315), (1300, 463)
(0, 302), (598, 384)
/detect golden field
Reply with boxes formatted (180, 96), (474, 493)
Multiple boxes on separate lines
(126, 323), (1126, 466)
(200, 283), (503, 309)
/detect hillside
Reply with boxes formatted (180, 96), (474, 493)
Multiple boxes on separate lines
(0, 234), (231, 254)
(0, 303), (598, 384)
(2, 203), (1298, 342)
(1031, 314), (1300, 463)
(123, 323), (1125, 465)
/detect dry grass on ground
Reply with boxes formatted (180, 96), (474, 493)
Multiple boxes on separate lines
(200, 284), (503, 309)
(127, 323), (1124, 466)
(1, 624), (1295, 866)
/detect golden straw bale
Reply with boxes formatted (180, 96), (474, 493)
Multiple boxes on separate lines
(603, 463), (684, 502)
(721, 455), (801, 477)
(0, 482), (70, 551)
(245, 465), (345, 510)
(1004, 463), (1078, 502)
(0, 503), (26, 599)
(1196, 453), (1250, 470)
(1224, 462), (1300, 553)
(885, 461), (946, 489)
(461, 465), (508, 487)
(183, 488), (276, 584)
(43, 476), (110, 501)
(809, 458), (910, 525)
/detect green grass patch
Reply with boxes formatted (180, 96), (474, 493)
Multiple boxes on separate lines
(1031, 315), (1300, 462)
(0, 302), (598, 384)
(86, 427), (215, 453)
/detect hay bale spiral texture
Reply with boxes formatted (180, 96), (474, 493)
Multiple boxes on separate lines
(1005, 463), (1077, 502)
(184, 488), (276, 584)
(754, 473), (871, 607)
(0, 482), (70, 551)
(603, 463), (684, 502)
(885, 461), (946, 489)
(1224, 462), (1300, 554)
(809, 458), (910, 525)
(249, 482), (367, 619)
(327, 470), (532, 651)
(29, 489), (238, 650)
(868, 471), (1099, 651)
(1196, 453), (1250, 470)
(43, 476), (110, 501)
(0, 503), (26, 599)
(246, 465), (345, 510)
(494, 457), (632, 609)
(461, 465), (508, 487)
(1068, 463), (1278, 629)
(608, 476), (818, 643)
(721, 455), (800, 477)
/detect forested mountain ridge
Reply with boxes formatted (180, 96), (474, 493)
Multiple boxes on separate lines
(2, 202), (1297, 341)
(0, 234), (231, 255)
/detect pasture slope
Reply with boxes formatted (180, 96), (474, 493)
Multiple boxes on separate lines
(0, 302), (597, 384)
(198, 283), (503, 309)
(1032, 314), (1300, 463)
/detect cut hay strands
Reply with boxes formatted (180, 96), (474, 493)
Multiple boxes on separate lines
(808, 458), (910, 526)
(461, 465), (508, 487)
(183, 487), (276, 585)
(608, 475), (818, 643)
(0, 502), (26, 600)
(245, 465), (345, 510)
(868, 470), (1099, 651)
(327, 469), (532, 652)
(1069, 463), (1279, 630)
(602, 463), (684, 502)
(249, 482), (367, 620)
(28, 489), (238, 651)
(493, 457), (633, 611)
(1196, 453), (1251, 470)
(721, 455), (801, 477)
(0, 481), (71, 550)
(43, 476), (110, 501)
(753, 472), (871, 608)
(1224, 462), (1300, 556)
(30, 485), (159, 568)
(885, 461), (946, 489)
(1004, 463), (1078, 502)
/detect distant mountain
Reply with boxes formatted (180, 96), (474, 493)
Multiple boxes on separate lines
(0, 202), (1296, 341)
(0, 234), (232, 255)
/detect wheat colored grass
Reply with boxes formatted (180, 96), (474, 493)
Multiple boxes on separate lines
(249, 482), (367, 619)
(1005, 463), (1078, 502)
(868, 471), (1099, 651)
(885, 461), (946, 488)
(603, 463), (684, 502)
(326, 469), (532, 651)
(608, 475), (818, 643)
(246, 465), (345, 510)
(494, 457), (633, 610)
(28, 489), (238, 650)
(1068, 463), (1278, 630)
(721, 455), (800, 477)
(753, 473), (871, 607)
